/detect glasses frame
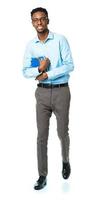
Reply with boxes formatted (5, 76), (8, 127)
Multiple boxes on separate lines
(32, 17), (48, 23)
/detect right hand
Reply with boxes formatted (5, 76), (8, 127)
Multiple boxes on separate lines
(38, 58), (50, 72)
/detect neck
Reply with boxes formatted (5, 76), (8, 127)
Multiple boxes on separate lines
(37, 29), (49, 42)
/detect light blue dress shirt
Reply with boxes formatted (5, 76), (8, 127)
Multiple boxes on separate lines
(23, 31), (74, 84)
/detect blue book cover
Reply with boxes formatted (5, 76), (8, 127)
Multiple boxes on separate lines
(30, 56), (45, 68)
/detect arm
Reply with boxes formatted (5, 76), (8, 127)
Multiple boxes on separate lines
(23, 43), (50, 79)
(46, 37), (74, 80)
(22, 42), (40, 78)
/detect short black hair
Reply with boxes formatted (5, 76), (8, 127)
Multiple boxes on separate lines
(31, 7), (48, 18)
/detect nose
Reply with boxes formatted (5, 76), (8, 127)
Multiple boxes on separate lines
(37, 19), (42, 25)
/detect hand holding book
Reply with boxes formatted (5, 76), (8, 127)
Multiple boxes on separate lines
(38, 58), (50, 72)
(31, 56), (50, 80)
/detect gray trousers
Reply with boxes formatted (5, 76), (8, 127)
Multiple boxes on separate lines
(35, 85), (71, 176)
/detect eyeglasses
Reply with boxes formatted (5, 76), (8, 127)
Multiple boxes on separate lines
(32, 17), (48, 23)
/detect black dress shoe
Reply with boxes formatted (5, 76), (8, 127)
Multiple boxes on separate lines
(34, 176), (47, 190)
(62, 162), (71, 179)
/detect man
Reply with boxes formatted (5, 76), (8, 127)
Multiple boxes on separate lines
(23, 7), (74, 190)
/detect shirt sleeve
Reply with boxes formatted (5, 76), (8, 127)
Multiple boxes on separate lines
(22, 42), (40, 78)
(46, 37), (74, 80)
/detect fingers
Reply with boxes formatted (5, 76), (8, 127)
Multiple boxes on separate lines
(36, 73), (48, 80)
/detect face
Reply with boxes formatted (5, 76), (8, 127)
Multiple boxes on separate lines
(31, 11), (49, 33)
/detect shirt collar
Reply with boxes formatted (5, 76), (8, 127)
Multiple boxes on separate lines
(34, 31), (54, 43)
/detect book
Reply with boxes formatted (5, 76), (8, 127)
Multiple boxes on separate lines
(30, 56), (45, 68)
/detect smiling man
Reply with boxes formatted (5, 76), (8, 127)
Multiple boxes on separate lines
(23, 7), (74, 190)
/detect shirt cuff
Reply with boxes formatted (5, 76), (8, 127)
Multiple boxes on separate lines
(46, 71), (55, 80)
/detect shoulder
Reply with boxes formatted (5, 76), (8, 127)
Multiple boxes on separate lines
(25, 37), (36, 50)
(52, 32), (68, 42)
(26, 37), (36, 46)
(53, 32), (70, 50)
(51, 32), (69, 47)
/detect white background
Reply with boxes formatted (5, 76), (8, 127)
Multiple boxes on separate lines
(0, 0), (96, 199)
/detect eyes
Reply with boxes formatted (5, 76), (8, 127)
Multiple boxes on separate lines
(32, 17), (48, 23)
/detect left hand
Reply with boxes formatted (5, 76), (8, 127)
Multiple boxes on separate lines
(35, 72), (48, 81)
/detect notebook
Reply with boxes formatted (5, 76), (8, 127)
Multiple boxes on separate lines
(30, 56), (45, 67)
